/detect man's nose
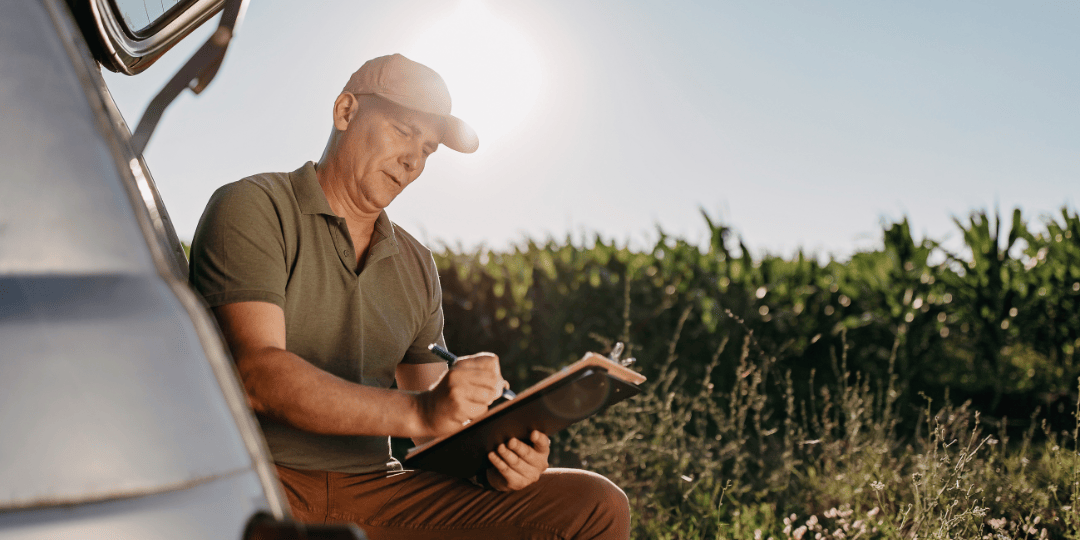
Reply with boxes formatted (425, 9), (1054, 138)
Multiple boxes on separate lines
(400, 148), (419, 172)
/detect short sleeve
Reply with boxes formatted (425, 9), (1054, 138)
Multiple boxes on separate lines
(400, 252), (447, 365)
(189, 180), (288, 309)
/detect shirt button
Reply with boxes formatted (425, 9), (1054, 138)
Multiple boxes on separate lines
(343, 249), (350, 255)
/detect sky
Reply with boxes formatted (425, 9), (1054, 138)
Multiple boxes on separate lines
(102, 0), (1079, 260)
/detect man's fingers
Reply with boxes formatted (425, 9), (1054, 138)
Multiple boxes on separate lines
(492, 438), (547, 489)
(488, 449), (530, 490)
(445, 353), (505, 404)
(450, 353), (503, 379)
(445, 367), (501, 392)
(444, 370), (501, 405)
(498, 443), (523, 466)
(422, 352), (507, 437)
(530, 430), (551, 452)
(512, 437), (549, 472)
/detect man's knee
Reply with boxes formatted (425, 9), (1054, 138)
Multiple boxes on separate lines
(541, 468), (630, 539)
(577, 470), (630, 521)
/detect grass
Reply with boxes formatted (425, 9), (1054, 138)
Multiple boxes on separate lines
(554, 314), (1080, 539)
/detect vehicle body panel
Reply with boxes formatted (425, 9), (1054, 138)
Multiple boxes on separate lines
(0, 274), (249, 508)
(0, 0), (296, 536)
(0, 469), (267, 540)
(0, 0), (153, 275)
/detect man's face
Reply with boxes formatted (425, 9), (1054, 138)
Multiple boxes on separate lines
(337, 95), (442, 212)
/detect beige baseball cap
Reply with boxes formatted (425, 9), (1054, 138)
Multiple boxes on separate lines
(342, 53), (479, 154)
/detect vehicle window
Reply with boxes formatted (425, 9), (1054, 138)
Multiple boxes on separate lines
(68, 0), (223, 74)
(112, 0), (189, 36)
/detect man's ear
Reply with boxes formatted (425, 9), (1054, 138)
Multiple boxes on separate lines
(332, 93), (358, 131)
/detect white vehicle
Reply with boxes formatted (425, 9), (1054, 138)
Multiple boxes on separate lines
(0, 1), (363, 538)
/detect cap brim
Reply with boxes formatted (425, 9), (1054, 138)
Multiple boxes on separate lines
(442, 115), (479, 154)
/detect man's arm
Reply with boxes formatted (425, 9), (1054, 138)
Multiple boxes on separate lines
(214, 301), (502, 439)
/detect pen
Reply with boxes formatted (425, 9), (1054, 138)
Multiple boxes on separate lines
(428, 343), (517, 401)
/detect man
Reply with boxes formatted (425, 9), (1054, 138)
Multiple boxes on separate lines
(189, 53), (630, 539)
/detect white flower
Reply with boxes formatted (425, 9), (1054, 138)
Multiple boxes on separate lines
(871, 481), (885, 491)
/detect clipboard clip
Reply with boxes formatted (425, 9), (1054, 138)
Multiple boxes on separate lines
(608, 342), (636, 367)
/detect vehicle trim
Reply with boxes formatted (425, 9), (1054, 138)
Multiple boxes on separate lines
(88, 0), (225, 74)
(0, 467), (251, 514)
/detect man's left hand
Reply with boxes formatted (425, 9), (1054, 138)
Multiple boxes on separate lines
(486, 430), (550, 491)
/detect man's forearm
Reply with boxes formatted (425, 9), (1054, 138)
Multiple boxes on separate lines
(238, 346), (428, 438)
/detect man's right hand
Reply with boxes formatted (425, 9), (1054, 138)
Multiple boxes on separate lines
(414, 353), (505, 436)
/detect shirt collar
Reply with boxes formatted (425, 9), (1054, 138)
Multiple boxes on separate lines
(292, 161), (336, 216)
(368, 210), (401, 266)
(372, 209), (396, 245)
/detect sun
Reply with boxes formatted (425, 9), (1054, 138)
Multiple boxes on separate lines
(404, 0), (543, 153)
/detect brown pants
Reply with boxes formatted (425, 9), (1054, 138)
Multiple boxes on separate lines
(275, 465), (630, 540)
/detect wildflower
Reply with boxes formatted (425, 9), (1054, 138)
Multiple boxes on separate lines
(754, 529), (762, 540)
(912, 473), (923, 483)
(871, 481), (885, 491)
(987, 438), (999, 445)
(988, 518), (1007, 530)
(1021, 457), (1030, 466)
(867, 507), (880, 518)
(793, 526), (807, 540)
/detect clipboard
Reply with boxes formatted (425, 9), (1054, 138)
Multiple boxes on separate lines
(403, 352), (647, 479)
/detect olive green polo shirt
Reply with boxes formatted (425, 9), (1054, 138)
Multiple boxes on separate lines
(189, 162), (445, 473)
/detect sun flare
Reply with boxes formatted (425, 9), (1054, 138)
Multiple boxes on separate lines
(405, 0), (543, 153)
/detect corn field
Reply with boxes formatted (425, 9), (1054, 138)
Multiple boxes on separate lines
(432, 206), (1080, 539)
